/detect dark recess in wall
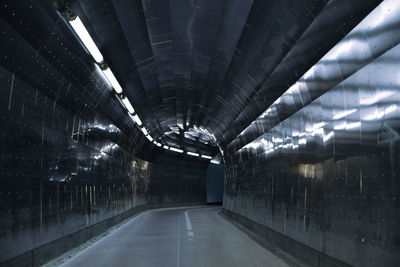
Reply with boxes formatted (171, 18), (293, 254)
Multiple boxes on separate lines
(206, 163), (224, 204)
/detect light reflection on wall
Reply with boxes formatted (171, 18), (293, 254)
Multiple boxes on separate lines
(232, 0), (400, 151)
(224, 10), (400, 263)
(131, 158), (149, 171)
(239, 42), (400, 159)
(164, 124), (217, 146)
(93, 143), (119, 160)
(86, 122), (121, 133)
(298, 163), (324, 180)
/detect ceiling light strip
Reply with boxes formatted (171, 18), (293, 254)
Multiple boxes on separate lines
(100, 64), (123, 94)
(68, 16), (104, 63)
(63, 8), (214, 157)
(120, 95), (134, 114)
(130, 114), (142, 126)
(141, 127), (148, 136)
(170, 147), (184, 153)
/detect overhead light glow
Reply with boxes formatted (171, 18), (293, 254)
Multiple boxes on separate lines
(346, 121), (361, 129)
(156, 143), (162, 147)
(163, 145), (169, 149)
(333, 109), (357, 120)
(141, 127), (148, 136)
(187, 152), (199, 156)
(210, 159), (220, 164)
(360, 91), (395, 106)
(363, 104), (398, 121)
(146, 135), (153, 142)
(201, 155), (212, 159)
(298, 138), (307, 145)
(323, 131), (334, 143)
(101, 66), (123, 94)
(132, 114), (142, 126)
(68, 16), (104, 63)
(313, 122), (327, 129)
(121, 95), (134, 114)
(334, 122), (347, 130)
(170, 147), (184, 153)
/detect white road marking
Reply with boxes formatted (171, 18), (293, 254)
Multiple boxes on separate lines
(184, 210), (192, 230)
(177, 215), (181, 267)
(184, 210), (194, 239)
(183, 207), (220, 240)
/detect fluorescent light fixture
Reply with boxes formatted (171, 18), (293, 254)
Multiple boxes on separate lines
(141, 127), (148, 136)
(146, 135), (153, 142)
(131, 114), (142, 126)
(210, 159), (220, 164)
(68, 16), (104, 63)
(156, 143), (162, 147)
(187, 152), (199, 157)
(153, 141), (157, 145)
(201, 155), (212, 159)
(121, 95), (134, 114)
(101, 66), (123, 94)
(163, 145), (169, 149)
(333, 109), (357, 120)
(170, 147), (184, 153)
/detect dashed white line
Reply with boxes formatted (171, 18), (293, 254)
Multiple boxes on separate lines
(184, 210), (194, 240)
(184, 210), (192, 230)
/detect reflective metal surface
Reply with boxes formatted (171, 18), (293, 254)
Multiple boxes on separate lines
(228, 0), (400, 153)
(208, 0), (383, 148)
(0, 0), (383, 155)
(224, 3), (400, 264)
(0, 1), (207, 262)
(1, 0), (400, 266)
(0, 62), (207, 261)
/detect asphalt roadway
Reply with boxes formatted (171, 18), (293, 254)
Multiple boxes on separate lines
(61, 206), (289, 267)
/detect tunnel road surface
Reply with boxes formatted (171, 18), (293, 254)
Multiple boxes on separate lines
(60, 206), (289, 267)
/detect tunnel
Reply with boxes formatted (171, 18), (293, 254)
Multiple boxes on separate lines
(1, 0), (400, 266)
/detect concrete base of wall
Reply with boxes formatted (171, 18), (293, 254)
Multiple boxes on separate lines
(221, 208), (351, 267)
(1, 202), (205, 267)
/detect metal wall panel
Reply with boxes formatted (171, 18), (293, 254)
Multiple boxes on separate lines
(224, 37), (400, 266)
(0, 7), (207, 263)
(0, 64), (206, 262)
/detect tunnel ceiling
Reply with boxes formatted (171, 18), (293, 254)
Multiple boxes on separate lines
(1, 0), (383, 159)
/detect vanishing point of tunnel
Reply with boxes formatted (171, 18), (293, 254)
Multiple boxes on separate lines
(1, 0), (400, 266)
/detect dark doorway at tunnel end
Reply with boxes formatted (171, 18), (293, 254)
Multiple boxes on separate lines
(206, 163), (225, 205)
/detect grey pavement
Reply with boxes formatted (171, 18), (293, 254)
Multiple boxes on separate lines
(60, 206), (289, 267)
